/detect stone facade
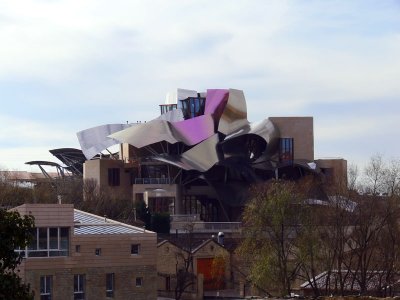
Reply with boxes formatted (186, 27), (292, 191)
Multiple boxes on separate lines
(13, 204), (157, 300)
(157, 239), (230, 299)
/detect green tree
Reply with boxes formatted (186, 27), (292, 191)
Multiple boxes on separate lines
(0, 209), (35, 300)
(238, 180), (303, 296)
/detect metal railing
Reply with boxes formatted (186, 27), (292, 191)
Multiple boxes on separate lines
(134, 178), (171, 184)
(170, 214), (200, 222)
(170, 216), (242, 233)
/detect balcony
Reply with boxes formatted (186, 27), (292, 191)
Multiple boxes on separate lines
(170, 214), (241, 234)
(134, 178), (171, 184)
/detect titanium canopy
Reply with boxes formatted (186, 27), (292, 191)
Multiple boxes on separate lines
(77, 89), (280, 172)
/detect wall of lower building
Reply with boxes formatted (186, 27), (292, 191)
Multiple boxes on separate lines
(269, 117), (314, 161)
(15, 204), (158, 300)
(25, 265), (157, 300)
(21, 233), (157, 300)
(12, 204), (74, 227)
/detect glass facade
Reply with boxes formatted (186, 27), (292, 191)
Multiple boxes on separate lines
(21, 227), (69, 257)
(279, 138), (294, 164)
(179, 97), (206, 119)
(160, 104), (177, 115)
(183, 196), (218, 222)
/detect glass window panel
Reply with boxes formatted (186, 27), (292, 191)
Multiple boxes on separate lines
(131, 244), (140, 255)
(106, 273), (114, 297)
(40, 275), (52, 299)
(60, 228), (69, 251)
(49, 228), (58, 249)
(30, 251), (48, 257)
(136, 277), (143, 287)
(38, 228), (47, 250)
(40, 276), (45, 294)
(28, 228), (38, 250)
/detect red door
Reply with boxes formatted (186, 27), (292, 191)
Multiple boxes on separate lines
(197, 258), (225, 290)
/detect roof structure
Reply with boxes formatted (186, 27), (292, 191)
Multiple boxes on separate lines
(73, 209), (148, 235)
(49, 148), (86, 176)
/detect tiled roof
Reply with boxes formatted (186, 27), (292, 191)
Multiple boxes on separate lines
(73, 209), (146, 235)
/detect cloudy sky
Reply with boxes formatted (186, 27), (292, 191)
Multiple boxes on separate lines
(0, 0), (399, 172)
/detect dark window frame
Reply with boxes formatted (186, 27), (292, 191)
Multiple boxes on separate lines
(106, 273), (115, 297)
(40, 275), (52, 300)
(136, 277), (143, 287)
(108, 168), (120, 186)
(131, 244), (140, 255)
(74, 274), (85, 300)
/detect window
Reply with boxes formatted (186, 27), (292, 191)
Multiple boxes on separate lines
(166, 276), (171, 291)
(74, 274), (85, 300)
(136, 277), (143, 287)
(179, 97), (206, 119)
(21, 227), (69, 257)
(75, 245), (81, 253)
(159, 104), (177, 115)
(279, 138), (294, 164)
(106, 273), (114, 297)
(147, 197), (173, 214)
(40, 275), (52, 300)
(108, 168), (120, 186)
(95, 248), (101, 256)
(131, 244), (140, 255)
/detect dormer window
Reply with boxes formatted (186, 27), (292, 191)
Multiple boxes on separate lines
(179, 97), (206, 119)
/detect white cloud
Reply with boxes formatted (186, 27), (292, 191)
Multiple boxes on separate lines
(0, 146), (58, 172)
(315, 113), (399, 142)
(0, 114), (76, 146)
(0, 0), (399, 170)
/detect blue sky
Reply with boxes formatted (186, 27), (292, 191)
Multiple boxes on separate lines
(0, 0), (399, 172)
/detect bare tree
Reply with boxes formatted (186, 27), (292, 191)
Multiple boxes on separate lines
(174, 223), (196, 300)
(363, 154), (386, 195)
(348, 163), (359, 192)
(384, 158), (400, 196)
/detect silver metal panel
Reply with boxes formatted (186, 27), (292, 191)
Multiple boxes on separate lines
(74, 210), (143, 235)
(218, 89), (248, 135)
(109, 119), (177, 148)
(156, 108), (184, 122)
(177, 88), (198, 101)
(165, 88), (197, 105)
(225, 118), (279, 144)
(109, 114), (215, 148)
(77, 124), (133, 159)
(180, 133), (220, 171)
(74, 225), (139, 235)
(74, 210), (104, 224)
(153, 134), (220, 172)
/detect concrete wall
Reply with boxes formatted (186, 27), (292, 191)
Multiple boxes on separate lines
(269, 117), (314, 161)
(83, 159), (132, 199)
(316, 158), (348, 187)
